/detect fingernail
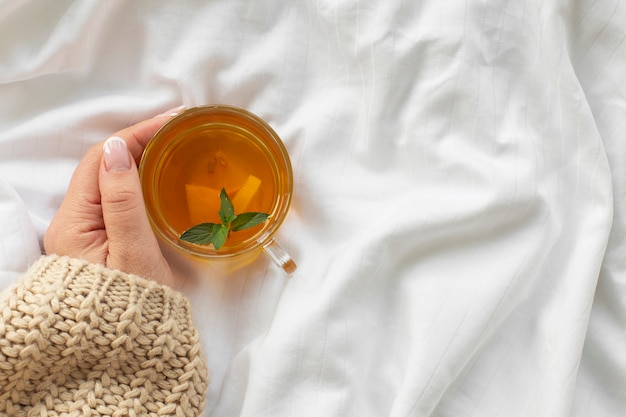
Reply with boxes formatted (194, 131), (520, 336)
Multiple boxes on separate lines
(103, 136), (131, 172)
(154, 105), (187, 118)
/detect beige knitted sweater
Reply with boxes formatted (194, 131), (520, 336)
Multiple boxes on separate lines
(0, 255), (209, 417)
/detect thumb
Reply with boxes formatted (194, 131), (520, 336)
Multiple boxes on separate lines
(99, 136), (173, 285)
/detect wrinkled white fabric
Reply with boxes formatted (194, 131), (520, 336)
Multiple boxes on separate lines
(0, 1), (624, 416)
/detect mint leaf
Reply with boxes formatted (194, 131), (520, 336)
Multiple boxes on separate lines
(231, 212), (270, 231)
(180, 223), (216, 245)
(180, 186), (270, 250)
(212, 223), (229, 249)
(218, 188), (236, 224)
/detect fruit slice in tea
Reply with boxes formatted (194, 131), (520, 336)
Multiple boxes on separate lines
(231, 175), (262, 213)
(157, 127), (276, 249)
(185, 184), (220, 225)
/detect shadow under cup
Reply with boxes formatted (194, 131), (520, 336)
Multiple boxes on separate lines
(139, 105), (296, 274)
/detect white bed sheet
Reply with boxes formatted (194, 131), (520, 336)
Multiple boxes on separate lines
(1, 1), (625, 416)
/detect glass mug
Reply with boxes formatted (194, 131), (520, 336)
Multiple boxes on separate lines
(139, 105), (296, 274)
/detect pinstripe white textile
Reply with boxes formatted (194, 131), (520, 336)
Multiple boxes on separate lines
(0, 1), (624, 416)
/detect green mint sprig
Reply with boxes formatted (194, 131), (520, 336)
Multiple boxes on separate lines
(180, 188), (269, 249)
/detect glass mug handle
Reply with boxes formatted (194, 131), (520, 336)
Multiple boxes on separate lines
(263, 239), (297, 274)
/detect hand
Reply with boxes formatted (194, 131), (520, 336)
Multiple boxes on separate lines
(44, 108), (185, 288)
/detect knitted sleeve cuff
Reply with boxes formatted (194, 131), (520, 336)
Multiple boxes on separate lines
(0, 255), (209, 417)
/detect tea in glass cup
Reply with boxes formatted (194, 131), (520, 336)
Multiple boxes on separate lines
(139, 105), (296, 273)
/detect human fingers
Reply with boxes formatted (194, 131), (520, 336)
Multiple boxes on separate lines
(99, 136), (176, 287)
(48, 107), (183, 223)
(43, 146), (106, 261)
(44, 106), (184, 274)
(117, 105), (186, 163)
(59, 105), (185, 205)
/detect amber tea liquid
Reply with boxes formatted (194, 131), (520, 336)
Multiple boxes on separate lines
(140, 106), (293, 256)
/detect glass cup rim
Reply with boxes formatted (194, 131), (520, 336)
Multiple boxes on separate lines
(139, 104), (293, 260)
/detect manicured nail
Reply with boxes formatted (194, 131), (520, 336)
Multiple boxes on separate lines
(103, 136), (131, 172)
(154, 105), (187, 118)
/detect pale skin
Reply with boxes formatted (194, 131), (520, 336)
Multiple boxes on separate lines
(44, 107), (185, 289)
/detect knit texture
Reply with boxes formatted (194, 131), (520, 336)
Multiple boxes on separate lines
(0, 255), (209, 417)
